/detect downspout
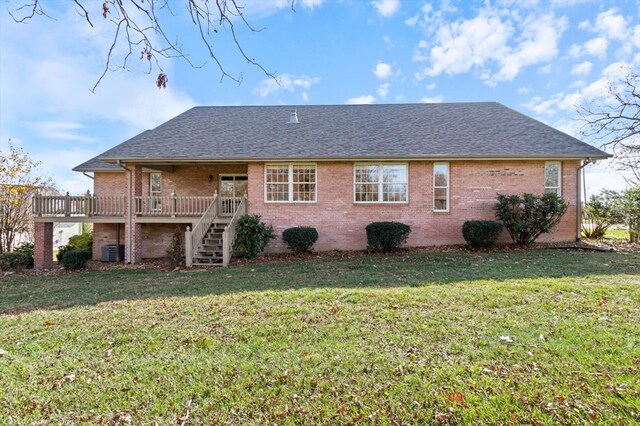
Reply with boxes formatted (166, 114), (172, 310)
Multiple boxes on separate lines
(82, 171), (95, 180)
(116, 161), (132, 263)
(576, 158), (594, 241)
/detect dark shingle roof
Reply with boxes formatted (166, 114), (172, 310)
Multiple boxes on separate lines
(76, 103), (609, 170)
(73, 154), (123, 172)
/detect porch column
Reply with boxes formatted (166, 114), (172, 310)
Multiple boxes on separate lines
(34, 222), (53, 269)
(126, 164), (144, 264)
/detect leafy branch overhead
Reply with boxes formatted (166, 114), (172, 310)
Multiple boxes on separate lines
(8, 0), (280, 92)
(579, 67), (640, 185)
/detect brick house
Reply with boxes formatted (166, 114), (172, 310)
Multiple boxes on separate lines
(33, 103), (609, 268)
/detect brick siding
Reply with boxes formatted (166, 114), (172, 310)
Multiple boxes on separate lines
(91, 160), (580, 258)
(247, 160), (580, 252)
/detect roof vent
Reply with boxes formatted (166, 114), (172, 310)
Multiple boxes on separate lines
(288, 110), (299, 124)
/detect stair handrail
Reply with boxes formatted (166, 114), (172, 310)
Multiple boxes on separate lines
(187, 191), (219, 267)
(222, 195), (247, 267)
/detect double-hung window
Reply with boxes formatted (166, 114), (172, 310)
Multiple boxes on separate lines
(265, 164), (316, 202)
(433, 162), (449, 212)
(149, 172), (162, 211)
(354, 163), (408, 203)
(544, 162), (561, 197)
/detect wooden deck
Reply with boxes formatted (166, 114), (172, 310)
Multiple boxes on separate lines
(32, 193), (226, 223)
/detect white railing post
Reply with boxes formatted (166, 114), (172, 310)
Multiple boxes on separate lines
(84, 190), (91, 217)
(64, 192), (71, 216)
(222, 229), (230, 267)
(171, 192), (176, 218)
(185, 226), (193, 267)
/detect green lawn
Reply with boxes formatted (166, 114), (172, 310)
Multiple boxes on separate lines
(1, 249), (639, 424)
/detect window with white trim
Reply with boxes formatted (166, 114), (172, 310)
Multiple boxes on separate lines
(433, 162), (449, 212)
(150, 172), (162, 211)
(544, 162), (562, 196)
(354, 163), (408, 203)
(265, 164), (316, 202)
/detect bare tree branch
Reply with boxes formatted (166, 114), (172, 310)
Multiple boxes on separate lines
(579, 66), (640, 185)
(8, 0), (280, 90)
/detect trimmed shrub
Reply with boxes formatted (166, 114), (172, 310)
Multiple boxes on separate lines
(68, 232), (93, 252)
(166, 226), (184, 268)
(0, 252), (30, 271)
(282, 227), (319, 253)
(365, 221), (411, 252)
(495, 192), (568, 246)
(56, 232), (94, 263)
(14, 242), (35, 268)
(234, 214), (276, 258)
(462, 221), (504, 248)
(56, 244), (73, 263)
(62, 250), (91, 269)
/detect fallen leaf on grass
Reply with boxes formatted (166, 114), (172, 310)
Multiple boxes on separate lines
(109, 411), (132, 425)
(434, 408), (453, 422)
(446, 392), (466, 406)
(52, 374), (75, 389)
(331, 306), (341, 313)
(44, 321), (55, 327)
(0, 348), (8, 356)
(500, 336), (514, 343)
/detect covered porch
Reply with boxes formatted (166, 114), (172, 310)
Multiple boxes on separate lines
(33, 162), (250, 269)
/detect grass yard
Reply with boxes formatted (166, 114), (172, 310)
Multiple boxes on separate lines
(1, 249), (639, 424)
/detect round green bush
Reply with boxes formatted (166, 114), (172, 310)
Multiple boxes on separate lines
(282, 227), (319, 253)
(14, 242), (34, 268)
(462, 220), (504, 248)
(0, 252), (31, 271)
(62, 250), (92, 269)
(234, 214), (276, 258)
(365, 221), (411, 252)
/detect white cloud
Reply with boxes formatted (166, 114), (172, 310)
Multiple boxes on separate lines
(491, 14), (568, 83)
(373, 62), (393, 79)
(551, 0), (594, 7)
(426, 83), (437, 90)
(571, 61), (592, 76)
(345, 95), (376, 104)
(32, 121), (97, 143)
(583, 37), (608, 58)
(420, 95), (444, 103)
(417, 11), (513, 79)
(253, 74), (320, 97)
(372, 0), (401, 17)
(593, 9), (629, 41)
(377, 83), (391, 98)
(405, 15), (419, 27)
(415, 8), (566, 85)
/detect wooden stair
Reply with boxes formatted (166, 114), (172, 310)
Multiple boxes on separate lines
(192, 223), (227, 266)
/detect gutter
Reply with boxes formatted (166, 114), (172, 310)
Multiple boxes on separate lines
(576, 158), (595, 241)
(82, 172), (95, 180)
(116, 161), (132, 263)
(97, 154), (612, 165)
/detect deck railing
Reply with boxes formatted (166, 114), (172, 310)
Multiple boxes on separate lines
(185, 193), (219, 267)
(222, 195), (247, 267)
(134, 194), (215, 217)
(33, 191), (126, 217)
(33, 192), (214, 218)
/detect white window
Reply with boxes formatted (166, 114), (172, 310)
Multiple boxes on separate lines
(544, 162), (562, 197)
(433, 162), (449, 212)
(265, 164), (316, 202)
(354, 163), (408, 203)
(150, 172), (162, 210)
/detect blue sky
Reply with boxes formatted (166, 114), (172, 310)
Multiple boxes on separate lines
(0, 0), (637, 195)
